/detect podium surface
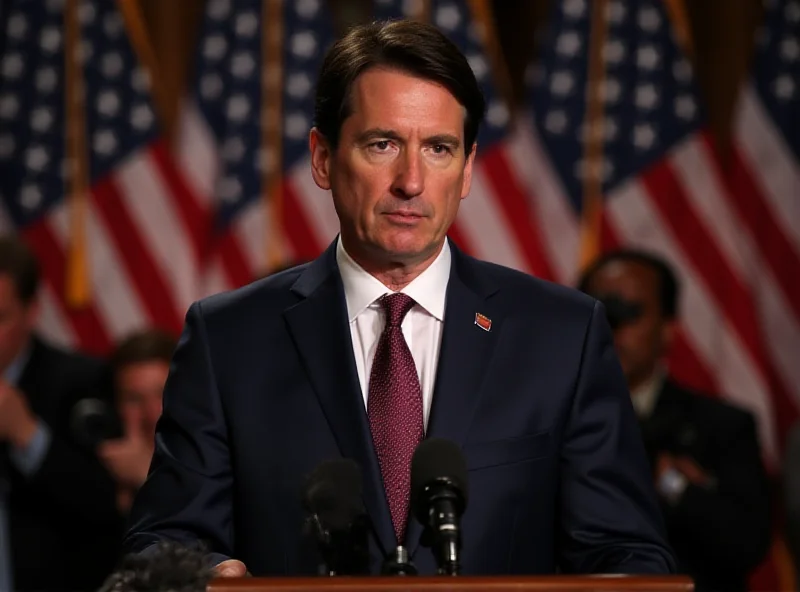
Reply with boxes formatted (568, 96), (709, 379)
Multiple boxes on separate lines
(208, 575), (693, 591)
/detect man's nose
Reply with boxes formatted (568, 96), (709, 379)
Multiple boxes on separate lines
(391, 152), (425, 198)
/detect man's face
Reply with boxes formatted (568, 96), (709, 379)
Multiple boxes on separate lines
(116, 360), (168, 439)
(310, 68), (475, 268)
(585, 261), (674, 389)
(0, 274), (36, 373)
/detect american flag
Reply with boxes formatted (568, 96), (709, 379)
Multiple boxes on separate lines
(176, 0), (338, 295)
(510, 0), (800, 468)
(373, 0), (553, 277)
(0, 0), (201, 354)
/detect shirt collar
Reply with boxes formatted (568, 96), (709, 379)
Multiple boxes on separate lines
(336, 236), (451, 322)
(630, 366), (667, 419)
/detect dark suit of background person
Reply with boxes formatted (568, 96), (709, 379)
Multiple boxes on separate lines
(123, 19), (674, 578)
(0, 237), (122, 592)
(579, 250), (772, 592)
(785, 423), (800, 582)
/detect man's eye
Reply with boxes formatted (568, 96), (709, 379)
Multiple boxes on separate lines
(431, 144), (451, 154)
(371, 140), (391, 151)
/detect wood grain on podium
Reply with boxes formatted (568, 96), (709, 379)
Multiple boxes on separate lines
(207, 575), (694, 592)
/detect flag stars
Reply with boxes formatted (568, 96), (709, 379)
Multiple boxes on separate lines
(786, 1), (800, 23)
(603, 40), (626, 65)
(201, 73), (223, 100)
(673, 59), (693, 82)
(79, 2), (96, 25)
(2, 53), (24, 79)
(486, 101), (509, 128)
(0, 135), (14, 160)
(93, 130), (118, 156)
(286, 72), (312, 98)
(102, 53), (125, 78)
(25, 146), (49, 172)
(402, 0), (424, 18)
(563, 0), (587, 20)
(104, 12), (125, 38)
(132, 67), (151, 93)
(544, 110), (569, 135)
(218, 177), (242, 203)
(675, 95), (697, 120)
(235, 12), (259, 38)
(36, 67), (58, 93)
(8, 14), (28, 41)
(226, 95), (251, 122)
(635, 84), (659, 110)
(435, 5), (462, 32)
(773, 75), (796, 100)
(97, 90), (121, 118)
(638, 7), (662, 32)
(131, 104), (155, 131)
(77, 40), (94, 64)
(607, 1), (626, 25)
(208, 0), (232, 21)
(296, 0), (321, 19)
(633, 123), (657, 150)
(31, 107), (54, 133)
(556, 32), (582, 58)
(0, 95), (18, 119)
(637, 45), (661, 71)
(284, 112), (309, 140)
(204, 35), (228, 61)
(291, 32), (318, 59)
(222, 136), (246, 162)
(551, 71), (576, 97)
(19, 185), (43, 211)
(781, 38), (799, 62)
(467, 54), (488, 81)
(232, 52), (257, 79)
(597, 78), (622, 103)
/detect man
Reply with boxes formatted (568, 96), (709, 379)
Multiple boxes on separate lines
(99, 330), (176, 514)
(0, 236), (121, 591)
(124, 20), (674, 577)
(579, 250), (771, 592)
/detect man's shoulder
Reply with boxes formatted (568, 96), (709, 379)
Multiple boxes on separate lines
(194, 262), (312, 320)
(30, 335), (105, 376)
(463, 255), (597, 318)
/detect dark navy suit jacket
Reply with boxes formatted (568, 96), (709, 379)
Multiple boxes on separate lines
(124, 240), (675, 575)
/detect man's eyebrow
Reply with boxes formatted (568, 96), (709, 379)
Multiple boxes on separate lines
(354, 129), (462, 149)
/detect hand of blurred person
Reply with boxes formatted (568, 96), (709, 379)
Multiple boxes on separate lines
(98, 410), (153, 490)
(213, 559), (249, 578)
(656, 453), (713, 487)
(0, 380), (38, 448)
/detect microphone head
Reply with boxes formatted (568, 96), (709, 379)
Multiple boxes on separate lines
(410, 438), (468, 523)
(303, 458), (364, 531)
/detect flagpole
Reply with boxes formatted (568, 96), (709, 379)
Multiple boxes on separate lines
(262, 0), (284, 274)
(64, 0), (90, 308)
(578, 0), (609, 272)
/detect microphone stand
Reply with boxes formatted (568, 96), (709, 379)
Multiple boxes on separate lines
(381, 546), (417, 576)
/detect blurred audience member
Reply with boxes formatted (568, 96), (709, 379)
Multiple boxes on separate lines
(99, 330), (175, 513)
(98, 541), (213, 592)
(785, 422), (800, 578)
(579, 249), (771, 592)
(0, 235), (120, 591)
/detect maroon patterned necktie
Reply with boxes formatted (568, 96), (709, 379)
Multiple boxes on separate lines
(367, 293), (424, 544)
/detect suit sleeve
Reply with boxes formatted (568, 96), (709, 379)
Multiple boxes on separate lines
(123, 302), (234, 564)
(558, 301), (676, 574)
(660, 410), (771, 572)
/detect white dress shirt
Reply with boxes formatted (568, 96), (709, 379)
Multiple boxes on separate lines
(336, 237), (451, 430)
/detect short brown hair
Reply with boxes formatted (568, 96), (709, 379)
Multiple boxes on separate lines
(0, 235), (40, 305)
(314, 19), (486, 152)
(111, 329), (177, 372)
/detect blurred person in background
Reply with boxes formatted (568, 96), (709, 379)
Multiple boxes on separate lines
(785, 422), (800, 579)
(579, 249), (772, 592)
(99, 330), (176, 514)
(0, 235), (121, 592)
(97, 541), (213, 592)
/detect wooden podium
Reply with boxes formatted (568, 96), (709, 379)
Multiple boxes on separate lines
(208, 575), (694, 591)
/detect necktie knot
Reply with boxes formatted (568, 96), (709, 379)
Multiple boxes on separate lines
(380, 293), (416, 327)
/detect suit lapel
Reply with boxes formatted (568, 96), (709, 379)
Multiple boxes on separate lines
(283, 243), (396, 556)
(406, 244), (502, 555)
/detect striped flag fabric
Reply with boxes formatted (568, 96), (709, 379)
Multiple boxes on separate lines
(511, 0), (800, 467)
(176, 0), (338, 296)
(0, 0), (203, 354)
(373, 0), (554, 278)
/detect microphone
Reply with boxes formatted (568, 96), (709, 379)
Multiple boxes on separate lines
(410, 438), (468, 576)
(302, 458), (371, 576)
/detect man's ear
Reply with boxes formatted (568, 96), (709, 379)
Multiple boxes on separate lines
(309, 128), (332, 190)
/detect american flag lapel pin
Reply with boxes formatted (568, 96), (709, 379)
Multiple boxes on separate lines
(474, 313), (492, 332)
